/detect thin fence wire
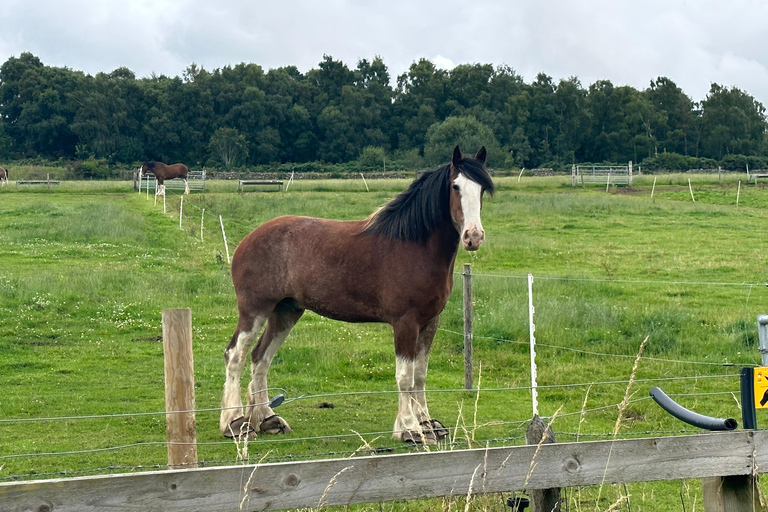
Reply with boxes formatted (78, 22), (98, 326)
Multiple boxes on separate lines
(467, 272), (766, 288)
(0, 373), (740, 426)
(437, 328), (748, 367)
(0, 395), (679, 466)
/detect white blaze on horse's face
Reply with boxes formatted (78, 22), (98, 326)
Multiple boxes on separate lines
(453, 174), (485, 251)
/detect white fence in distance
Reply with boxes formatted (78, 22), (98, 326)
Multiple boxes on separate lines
(572, 162), (633, 186)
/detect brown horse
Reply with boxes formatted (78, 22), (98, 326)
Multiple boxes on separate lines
(141, 161), (189, 195)
(220, 146), (495, 444)
(0, 167), (7, 186)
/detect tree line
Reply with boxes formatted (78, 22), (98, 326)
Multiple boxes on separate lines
(1, 52), (767, 174)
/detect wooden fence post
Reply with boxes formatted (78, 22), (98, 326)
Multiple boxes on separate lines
(525, 415), (560, 512)
(463, 263), (473, 390)
(702, 475), (760, 512)
(162, 308), (198, 469)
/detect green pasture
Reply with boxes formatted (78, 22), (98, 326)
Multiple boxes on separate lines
(1, 175), (768, 510)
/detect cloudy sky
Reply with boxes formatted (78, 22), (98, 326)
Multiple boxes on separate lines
(2, 0), (768, 105)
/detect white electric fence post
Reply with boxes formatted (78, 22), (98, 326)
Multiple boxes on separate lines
(179, 196), (183, 230)
(651, 176), (657, 201)
(219, 215), (230, 264)
(737, 181), (741, 207)
(360, 173), (369, 192)
(528, 273), (538, 417)
(688, 179), (695, 202)
(200, 208), (205, 241)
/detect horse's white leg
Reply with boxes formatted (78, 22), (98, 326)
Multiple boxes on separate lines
(392, 321), (423, 441)
(413, 317), (439, 423)
(220, 315), (267, 436)
(246, 309), (303, 433)
(394, 356), (419, 435)
(184, 179), (190, 195)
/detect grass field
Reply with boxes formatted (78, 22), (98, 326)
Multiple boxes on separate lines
(1, 173), (767, 510)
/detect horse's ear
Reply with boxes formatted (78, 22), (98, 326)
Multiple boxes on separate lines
(452, 145), (462, 166)
(475, 147), (487, 164)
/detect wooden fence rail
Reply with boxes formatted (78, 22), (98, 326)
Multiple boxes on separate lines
(2, 430), (765, 512)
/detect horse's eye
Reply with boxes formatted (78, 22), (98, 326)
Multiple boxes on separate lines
(452, 184), (460, 192)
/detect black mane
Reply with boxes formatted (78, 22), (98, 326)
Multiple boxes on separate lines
(362, 156), (494, 243)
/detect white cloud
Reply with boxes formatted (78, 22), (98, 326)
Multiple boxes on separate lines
(432, 55), (455, 72)
(1, 0), (768, 105)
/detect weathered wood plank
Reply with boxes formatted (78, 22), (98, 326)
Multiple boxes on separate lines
(238, 180), (284, 191)
(1, 431), (765, 512)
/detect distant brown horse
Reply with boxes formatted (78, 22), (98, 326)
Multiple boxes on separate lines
(0, 167), (7, 186)
(141, 161), (189, 195)
(220, 146), (495, 444)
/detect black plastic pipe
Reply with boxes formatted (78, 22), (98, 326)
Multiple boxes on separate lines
(649, 386), (737, 431)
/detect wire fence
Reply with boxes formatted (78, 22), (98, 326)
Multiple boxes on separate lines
(1, 187), (762, 483)
(0, 385), (736, 482)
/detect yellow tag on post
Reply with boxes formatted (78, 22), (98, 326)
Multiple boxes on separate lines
(754, 367), (768, 409)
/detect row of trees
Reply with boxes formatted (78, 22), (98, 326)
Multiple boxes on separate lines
(1, 52), (767, 171)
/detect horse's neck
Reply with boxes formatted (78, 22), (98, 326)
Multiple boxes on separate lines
(425, 222), (461, 266)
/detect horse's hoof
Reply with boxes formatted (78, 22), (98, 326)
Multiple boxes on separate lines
(223, 417), (256, 439)
(421, 419), (449, 440)
(401, 429), (437, 445)
(260, 414), (292, 434)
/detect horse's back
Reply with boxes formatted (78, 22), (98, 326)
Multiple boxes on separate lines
(233, 216), (365, 275)
(144, 161), (188, 178)
(231, 215), (383, 318)
(163, 162), (188, 177)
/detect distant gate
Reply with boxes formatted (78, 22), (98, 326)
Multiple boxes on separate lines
(139, 169), (206, 193)
(572, 162), (632, 186)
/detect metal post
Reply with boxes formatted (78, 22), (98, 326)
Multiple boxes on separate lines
(757, 315), (768, 366)
(740, 367), (757, 430)
(463, 263), (473, 390)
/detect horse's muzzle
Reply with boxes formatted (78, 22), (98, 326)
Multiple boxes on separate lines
(462, 228), (485, 251)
